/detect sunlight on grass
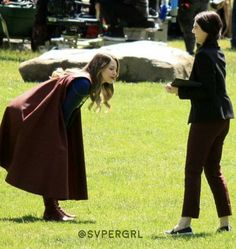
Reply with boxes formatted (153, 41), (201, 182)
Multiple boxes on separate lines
(0, 39), (236, 249)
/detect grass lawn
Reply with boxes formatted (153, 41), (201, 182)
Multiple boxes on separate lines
(0, 40), (236, 249)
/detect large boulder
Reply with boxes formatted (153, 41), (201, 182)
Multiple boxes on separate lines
(19, 41), (194, 82)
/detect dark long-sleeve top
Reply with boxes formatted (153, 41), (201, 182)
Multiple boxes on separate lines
(62, 77), (90, 127)
(178, 41), (234, 123)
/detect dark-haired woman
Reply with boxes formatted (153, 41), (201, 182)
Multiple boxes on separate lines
(165, 11), (234, 234)
(0, 53), (119, 221)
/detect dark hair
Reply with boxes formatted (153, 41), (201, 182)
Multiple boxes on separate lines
(83, 53), (120, 111)
(194, 11), (223, 42)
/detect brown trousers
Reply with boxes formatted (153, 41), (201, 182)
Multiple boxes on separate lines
(182, 119), (232, 218)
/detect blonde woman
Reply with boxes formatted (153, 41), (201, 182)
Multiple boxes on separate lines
(0, 53), (119, 221)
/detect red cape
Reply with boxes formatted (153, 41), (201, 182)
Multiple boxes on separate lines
(0, 75), (88, 200)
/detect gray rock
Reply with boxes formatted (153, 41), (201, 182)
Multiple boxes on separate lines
(18, 41), (194, 82)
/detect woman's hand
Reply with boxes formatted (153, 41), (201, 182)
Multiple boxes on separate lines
(165, 83), (178, 95)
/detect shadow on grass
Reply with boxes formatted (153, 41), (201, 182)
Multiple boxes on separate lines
(151, 232), (213, 240)
(0, 215), (41, 223)
(0, 215), (96, 224)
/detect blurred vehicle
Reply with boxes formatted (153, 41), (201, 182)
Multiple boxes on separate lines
(0, 0), (36, 47)
(0, 0), (101, 50)
(32, 0), (101, 50)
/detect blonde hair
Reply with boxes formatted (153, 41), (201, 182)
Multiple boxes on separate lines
(50, 68), (80, 79)
(84, 53), (119, 112)
(50, 53), (120, 112)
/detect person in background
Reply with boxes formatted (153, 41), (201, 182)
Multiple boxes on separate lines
(231, 0), (236, 48)
(0, 53), (119, 221)
(31, 0), (49, 51)
(178, 0), (209, 55)
(165, 11), (234, 235)
(88, 0), (99, 17)
(212, 0), (232, 38)
(149, 0), (160, 16)
(94, 0), (152, 39)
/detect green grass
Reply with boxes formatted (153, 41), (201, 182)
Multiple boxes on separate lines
(0, 40), (236, 249)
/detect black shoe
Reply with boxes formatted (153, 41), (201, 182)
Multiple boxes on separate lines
(165, 227), (193, 235)
(149, 8), (159, 18)
(216, 225), (232, 233)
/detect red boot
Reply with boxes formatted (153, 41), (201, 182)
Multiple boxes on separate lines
(55, 200), (76, 219)
(43, 197), (75, 221)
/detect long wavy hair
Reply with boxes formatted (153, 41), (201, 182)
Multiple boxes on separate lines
(51, 53), (120, 111)
(83, 53), (120, 111)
